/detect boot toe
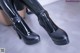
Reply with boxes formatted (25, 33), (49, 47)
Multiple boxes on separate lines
(50, 28), (69, 45)
(23, 32), (40, 45)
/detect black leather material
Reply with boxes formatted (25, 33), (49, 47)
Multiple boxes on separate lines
(0, 0), (40, 45)
(0, 6), (2, 9)
(0, 0), (69, 45)
(0, 0), (24, 11)
(21, 0), (69, 45)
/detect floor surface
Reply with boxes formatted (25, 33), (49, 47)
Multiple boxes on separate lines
(0, 0), (80, 53)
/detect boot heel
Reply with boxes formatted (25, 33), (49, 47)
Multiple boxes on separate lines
(17, 32), (22, 39)
(0, 0), (40, 45)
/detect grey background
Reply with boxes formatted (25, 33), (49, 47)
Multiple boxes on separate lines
(0, 0), (80, 53)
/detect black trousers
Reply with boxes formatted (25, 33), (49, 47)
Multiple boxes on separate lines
(0, 0), (24, 11)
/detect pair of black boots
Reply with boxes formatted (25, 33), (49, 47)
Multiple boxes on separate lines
(0, 0), (69, 45)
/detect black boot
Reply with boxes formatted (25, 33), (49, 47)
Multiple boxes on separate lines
(21, 0), (69, 45)
(0, 0), (40, 45)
